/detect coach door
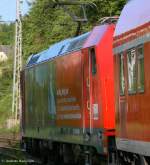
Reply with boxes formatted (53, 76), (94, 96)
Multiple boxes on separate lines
(84, 48), (97, 134)
(119, 53), (127, 137)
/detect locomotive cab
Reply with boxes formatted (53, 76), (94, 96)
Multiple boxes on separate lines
(82, 24), (115, 143)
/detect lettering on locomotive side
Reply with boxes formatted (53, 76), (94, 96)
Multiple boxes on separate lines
(58, 114), (81, 120)
(57, 88), (69, 96)
(61, 105), (80, 111)
(57, 88), (81, 112)
(57, 97), (77, 104)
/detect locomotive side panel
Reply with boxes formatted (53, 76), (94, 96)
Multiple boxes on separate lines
(96, 25), (115, 130)
(82, 25), (115, 131)
(56, 51), (83, 127)
(24, 61), (56, 138)
(81, 25), (116, 155)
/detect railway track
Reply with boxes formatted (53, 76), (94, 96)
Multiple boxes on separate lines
(0, 147), (23, 163)
(0, 133), (20, 147)
(0, 134), (42, 164)
(0, 137), (19, 148)
(0, 146), (42, 164)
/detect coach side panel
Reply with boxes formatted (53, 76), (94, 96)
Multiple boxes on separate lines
(114, 26), (150, 156)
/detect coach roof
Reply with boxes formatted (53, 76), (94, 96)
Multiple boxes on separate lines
(114, 0), (150, 37)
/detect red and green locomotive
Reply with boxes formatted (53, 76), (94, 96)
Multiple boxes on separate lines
(21, 0), (150, 164)
(21, 24), (115, 164)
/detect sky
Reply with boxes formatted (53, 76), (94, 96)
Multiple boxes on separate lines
(0, 0), (29, 22)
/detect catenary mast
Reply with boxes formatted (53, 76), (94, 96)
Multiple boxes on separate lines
(12, 0), (23, 122)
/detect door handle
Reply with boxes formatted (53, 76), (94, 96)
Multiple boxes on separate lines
(87, 100), (90, 111)
(86, 77), (90, 87)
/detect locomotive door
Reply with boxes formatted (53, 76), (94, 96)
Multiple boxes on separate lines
(84, 48), (97, 134)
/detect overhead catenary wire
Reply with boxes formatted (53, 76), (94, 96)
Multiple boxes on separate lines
(49, 0), (97, 36)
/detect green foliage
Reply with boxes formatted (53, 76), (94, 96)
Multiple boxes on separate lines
(0, 22), (14, 132)
(0, 23), (15, 45)
(22, 0), (126, 59)
(0, 59), (16, 133)
(0, 57), (13, 128)
(0, 24), (14, 130)
(85, 0), (126, 22)
(0, 93), (12, 127)
(0, 56), (13, 99)
(0, 60), (12, 129)
(23, 0), (76, 59)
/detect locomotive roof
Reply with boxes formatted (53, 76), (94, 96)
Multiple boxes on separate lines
(26, 24), (109, 67)
(114, 0), (150, 37)
(26, 32), (90, 67)
(83, 25), (108, 48)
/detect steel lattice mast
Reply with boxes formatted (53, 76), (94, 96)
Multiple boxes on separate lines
(12, 0), (22, 122)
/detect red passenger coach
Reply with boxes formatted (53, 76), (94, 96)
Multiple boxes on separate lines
(114, 0), (150, 163)
(21, 23), (115, 164)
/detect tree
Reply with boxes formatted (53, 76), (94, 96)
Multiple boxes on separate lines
(0, 23), (15, 45)
(22, 0), (126, 59)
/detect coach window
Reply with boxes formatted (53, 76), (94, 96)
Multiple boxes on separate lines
(127, 49), (136, 94)
(90, 48), (97, 75)
(137, 46), (144, 92)
(120, 54), (125, 95)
